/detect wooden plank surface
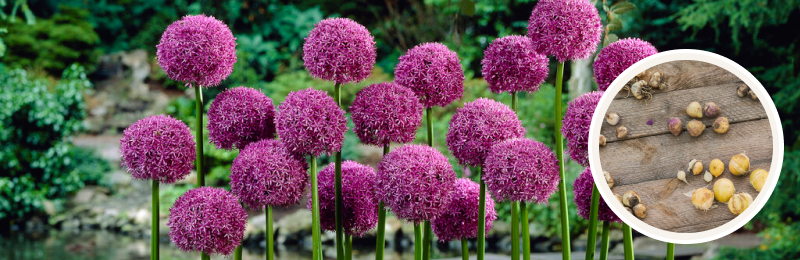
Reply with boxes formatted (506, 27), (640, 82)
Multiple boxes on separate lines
(597, 60), (774, 233)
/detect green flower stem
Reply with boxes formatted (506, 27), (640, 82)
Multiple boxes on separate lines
(415, 224), (422, 260)
(311, 156), (322, 260)
(235, 245), (242, 260)
(375, 145), (389, 260)
(194, 86), (209, 260)
(345, 234), (353, 260)
(600, 221), (610, 260)
(554, 61), (571, 260)
(667, 243), (674, 260)
(267, 206), (274, 260)
(511, 201), (520, 260)
(426, 107), (433, 146)
(461, 239), (469, 260)
(334, 83), (345, 260)
(423, 221), (432, 260)
(586, 185), (601, 260)
(152, 180), (158, 260)
(478, 167), (486, 260)
(521, 201), (530, 260)
(202, 254), (210, 260)
(623, 223), (633, 260)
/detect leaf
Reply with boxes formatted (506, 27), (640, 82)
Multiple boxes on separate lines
(606, 18), (623, 32)
(604, 33), (619, 47)
(460, 0), (475, 17)
(612, 2), (636, 15)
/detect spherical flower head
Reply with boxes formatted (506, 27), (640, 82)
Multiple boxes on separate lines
(167, 187), (248, 255)
(481, 35), (549, 94)
(119, 114), (195, 184)
(230, 139), (308, 209)
(351, 82), (424, 146)
(308, 161), (378, 237)
(394, 42), (465, 108)
(527, 0), (602, 62)
(483, 138), (560, 203)
(594, 38), (658, 91)
(376, 144), (457, 223)
(573, 168), (621, 223)
(446, 98), (525, 167)
(432, 178), (497, 241)
(562, 91), (604, 167)
(303, 18), (377, 84)
(156, 15), (237, 87)
(276, 87), (347, 157)
(208, 86), (277, 150)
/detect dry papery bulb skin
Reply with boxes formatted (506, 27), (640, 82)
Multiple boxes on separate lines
(703, 102), (721, 117)
(691, 188), (715, 211)
(714, 178), (735, 203)
(616, 194), (623, 205)
(737, 84), (750, 98)
(633, 204), (647, 218)
(668, 117), (683, 136)
(750, 169), (768, 192)
(729, 153), (750, 176)
(687, 120), (705, 137)
(677, 170), (688, 184)
(748, 90), (758, 100)
(728, 193), (753, 215)
(622, 190), (641, 207)
(606, 113), (620, 126)
(648, 71), (666, 90)
(631, 80), (647, 100)
(616, 126), (628, 139)
(604, 171), (614, 188)
(704, 171), (713, 183)
(686, 101), (703, 118)
(709, 159), (724, 177)
(599, 135), (607, 146)
(688, 159), (703, 175)
(713, 117), (730, 134)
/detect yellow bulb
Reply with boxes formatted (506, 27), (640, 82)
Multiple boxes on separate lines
(713, 178), (735, 203)
(750, 169), (768, 192)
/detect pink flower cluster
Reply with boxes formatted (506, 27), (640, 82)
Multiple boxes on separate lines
(230, 139), (308, 209)
(276, 88), (347, 156)
(593, 38), (658, 91)
(156, 15), (237, 87)
(119, 115), (195, 184)
(432, 178), (497, 241)
(483, 138), (560, 203)
(481, 35), (549, 94)
(446, 98), (525, 167)
(350, 82), (423, 147)
(527, 0), (602, 62)
(394, 42), (465, 108)
(207, 86), (276, 150)
(303, 18), (377, 84)
(573, 168), (621, 223)
(309, 161), (378, 237)
(562, 91), (604, 167)
(167, 187), (248, 255)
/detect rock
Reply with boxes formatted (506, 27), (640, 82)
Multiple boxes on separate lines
(42, 200), (57, 216)
(107, 170), (132, 190)
(71, 186), (110, 205)
(132, 209), (150, 225)
(274, 210), (312, 243)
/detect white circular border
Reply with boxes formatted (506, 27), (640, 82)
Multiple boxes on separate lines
(588, 49), (784, 244)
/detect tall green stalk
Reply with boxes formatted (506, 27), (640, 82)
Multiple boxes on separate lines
(461, 239), (469, 260)
(152, 180), (158, 260)
(666, 243), (674, 260)
(553, 62), (571, 259)
(623, 223), (633, 260)
(334, 83), (345, 260)
(267, 206), (274, 260)
(375, 145), (389, 260)
(234, 245), (242, 260)
(345, 234), (353, 260)
(310, 157), (322, 260)
(422, 107), (434, 260)
(511, 202), (520, 260)
(520, 202), (530, 260)
(586, 185), (601, 260)
(477, 167), (486, 260)
(194, 86), (209, 260)
(415, 224), (422, 260)
(600, 221), (610, 260)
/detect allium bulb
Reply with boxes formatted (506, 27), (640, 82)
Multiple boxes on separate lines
(230, 139), (308, 209)
(527, 0), (602, 62)
(573, 167), (621, 223)
(276, 87), (347, 156)
(120, 114), (195, 184)
(167, 187), (247, 255)
(483, 138), (559, 203)
(446, 98), (525, 167)
(593, 38), (658, 91)
(309, 161), (378, 237)
(350, 82), (423, 146)
(303, 18), (377, 84)
(394, 42), (465, 108)
(207, 86), (276, 150)
(481, 35), (549, 94)
(156, 15), (237, 87)
(432, 178), (497, 241)
(562, 91), (604, 166)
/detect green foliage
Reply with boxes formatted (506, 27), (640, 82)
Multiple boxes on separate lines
(714, 221), (800, 259)
(0, 64), (107, 221)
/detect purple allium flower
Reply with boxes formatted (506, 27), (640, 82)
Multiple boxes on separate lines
(376, 144), (457, 223)
(593, 38), (658, 91)
(156, 15), (237, 87)
(351, 82), (423, 146)
(483, 138), (560, 203)
(167, 187), (248, 255)
(432, 178), (497, 241)
(308, 161), (378, 237)
(481, 35), (549, 94)
(562, 91), (604, 167)
(394, 42), (465, 108)
(303, 18), (377, 84)
(573, 167), (621, 223)
(446, 98), (525, 167)
(230, 139), (308, 209)
(207, 86), (277, 150)
(527, 0), (602, 62)
(276, 87), (347, 157)
(119, 114), (195, 184)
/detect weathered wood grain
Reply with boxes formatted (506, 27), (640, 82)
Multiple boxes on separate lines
(612, 60), (742, 99)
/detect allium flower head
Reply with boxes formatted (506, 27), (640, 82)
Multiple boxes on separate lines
(308, 161), (378, 237)
(573, 168), (621, 223)
(432, 178), (497, 241)
(446, 98), (525, 167)
(351, 82), (423, 146)
(481, 35), (549, 94)
(394, 42), (465, 108)
(156, 15), (237, 87)
(527, 0), (602, 62)
(303, 18), (377, 84)
(208, 86), (276, 150)
(594, 38), (658, 91)
(562, 91), (604, 167)
(119, 114), (195, 184)
(276, 87), (347, 156)
(483, 138), (560, 203)
(167, 187), (248, 255)
(230, 139), (308, 209)
(376, 144), (457, 223)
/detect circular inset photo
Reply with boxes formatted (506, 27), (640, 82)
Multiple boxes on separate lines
(588, 50), (784, 244)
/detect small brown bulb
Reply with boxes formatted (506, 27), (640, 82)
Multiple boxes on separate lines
(692, 188), (715, 211)
(728, 193), (753, 215)
(750, 169), (768, 192)
(616, 126), (628, 139)
(599, 135), (607, 146)
(714, 178), (735, 203)
(606, 113), (620, 126)
(648, 72), (662, 89)
(668, 117), (683, 136)
(748, 89), (758, 100)
(703, 102), (721, 117)
(633, 204), (647, 218)
(713, 117), (730, 134)
(687, 120), (705, 137)
(688, 159), (703, 175)
(616, 194), (623, 205)
(631, 80), (646, 100)
(622, 191), (641, 207)
(729, 153), (750, 176)
(686, 102), (703, 118)
(709, 159), (724, 177)
(604, 171), (614, 188)
(737, 84), (750, 97)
